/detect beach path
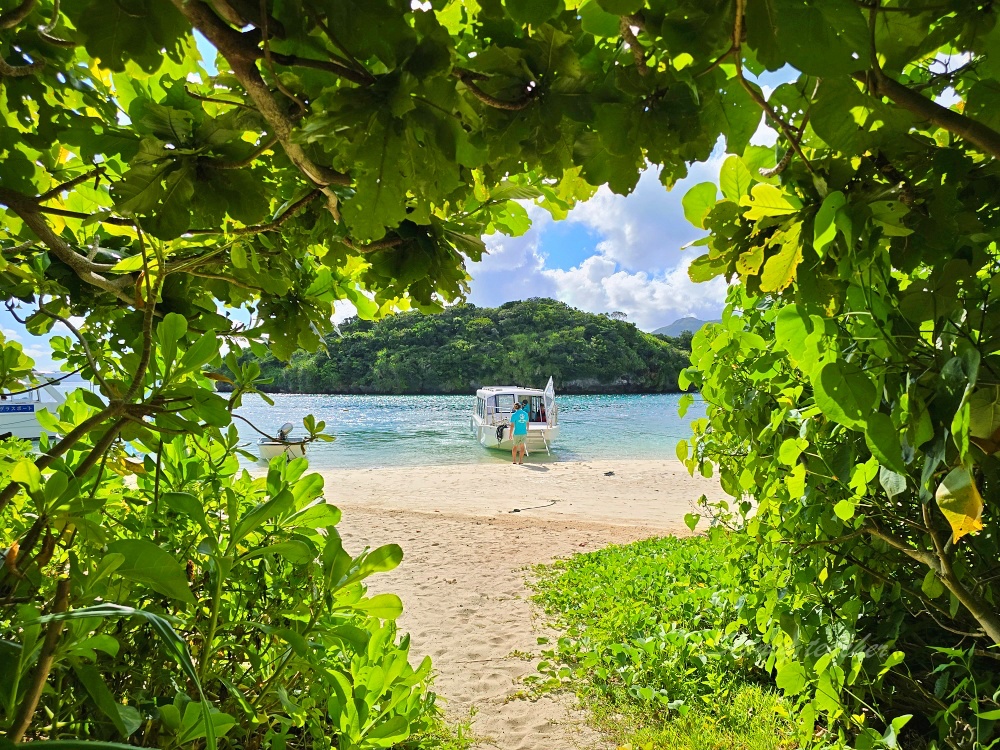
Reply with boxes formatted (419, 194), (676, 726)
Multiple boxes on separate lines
(326, 459), (724, 750)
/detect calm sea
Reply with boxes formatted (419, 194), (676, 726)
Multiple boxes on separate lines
(234, 393), (705, 469)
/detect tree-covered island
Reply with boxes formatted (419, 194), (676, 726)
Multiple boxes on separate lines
(231, 298), (691, 394)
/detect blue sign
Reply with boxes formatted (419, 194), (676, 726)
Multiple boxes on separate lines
(0, 404), (34, 413)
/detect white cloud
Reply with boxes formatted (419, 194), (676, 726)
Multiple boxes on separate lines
(565, 158), (724, 273)
(467, 159), (735, 330)
(543, 255), (727, 330)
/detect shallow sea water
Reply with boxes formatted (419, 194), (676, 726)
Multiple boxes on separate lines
(234, 393), (705, 469)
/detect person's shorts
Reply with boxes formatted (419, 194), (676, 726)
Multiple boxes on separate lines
(512, 434), (527, 446)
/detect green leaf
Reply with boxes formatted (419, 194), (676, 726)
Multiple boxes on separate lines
(775, 661), (807, 695)
(813, 361), (877, 429)
(759, 225), (803, 293)
(157, 313), (188, 376)
(864, 413), (906, 474)
(11, 459), (42, 494)
(355, 593), (404, 620)
(28, 604), (215, 750)
(105, 540), (196, 605)
(507, 0), (561, 25)
(878, 466), (907, 499)
(681, 182), (718, 229)
(740, 184), (802, 220)
(359, 544), (404, 576)
(813, 190), (846, 257)
(777, 437), (807, 466)
(579, 0), (620, 37)
(242, 540), (315, 565)
(719, 156), (753, 203)
(597, 0), (643, 13)
(921, 569), (945, 599)
(683, 513), (700, 532)
(73, 664), (139, 738)
(833, 499), (855, 521)
(161, 491), (213, 538)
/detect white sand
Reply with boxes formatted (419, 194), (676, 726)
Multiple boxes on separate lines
(324, 459), (724, 749)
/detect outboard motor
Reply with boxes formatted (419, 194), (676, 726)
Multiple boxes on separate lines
(277, 422), (294, 441)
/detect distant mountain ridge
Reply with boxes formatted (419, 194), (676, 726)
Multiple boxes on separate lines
(652, 316), (718, 338)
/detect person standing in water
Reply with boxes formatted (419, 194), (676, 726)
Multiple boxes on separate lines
(509, 401), (530, 465)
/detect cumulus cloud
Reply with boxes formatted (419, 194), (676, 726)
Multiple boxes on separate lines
(467, 158), (734, 330)
(543, 256), (727, 331)
(565, 157), (724, 273)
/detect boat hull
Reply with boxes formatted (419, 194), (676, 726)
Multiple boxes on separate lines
(0, 403), (59, 441)
(258, 440), (307, 462)
(473, 422), (559, 453)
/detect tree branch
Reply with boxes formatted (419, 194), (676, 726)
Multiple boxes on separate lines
(0, 187), (136, 305)
(453, 69), (536, 111)
(270, 51), (373, 86)
(619, 17), (647, 76)
(38, 167), (105, 202)
(169, 0), (350, 223)
(857, 69), (1000, 160)
(342, 235), (404, 253)
(864, 521), (1000, 644)
(0, 0), (36, 29)
(7, 577), (70, 742)
(0, 50), (44, 77)
(732, 0), (815, 174)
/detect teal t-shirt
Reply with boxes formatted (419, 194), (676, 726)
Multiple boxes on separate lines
(510, 408), (530, 436)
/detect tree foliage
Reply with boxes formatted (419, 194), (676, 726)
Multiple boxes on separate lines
(667, 0), (1000, 746)
(238, 298), (689, 395)
(3, 0), (1000, 747)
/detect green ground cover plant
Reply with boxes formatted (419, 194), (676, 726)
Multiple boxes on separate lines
(531, 533), (798, 750)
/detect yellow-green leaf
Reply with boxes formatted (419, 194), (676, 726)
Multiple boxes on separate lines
(935, 466), (985, 543)
(760, 225), (803, 292)
(740, 184), (802, 221)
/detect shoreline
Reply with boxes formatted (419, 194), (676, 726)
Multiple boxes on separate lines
(298, 458), (725, 532)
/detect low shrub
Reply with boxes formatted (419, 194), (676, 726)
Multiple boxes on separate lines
(530, 532), (798, 749)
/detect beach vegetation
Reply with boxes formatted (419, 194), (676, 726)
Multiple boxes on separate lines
(665, 0), (1000, 746)
(232, 298), (690, 395)
(1, 0), (998, 748)
(531, 533), (798, 750)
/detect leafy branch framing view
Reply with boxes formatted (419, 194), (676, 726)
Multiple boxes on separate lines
(1, 0), (999, 748)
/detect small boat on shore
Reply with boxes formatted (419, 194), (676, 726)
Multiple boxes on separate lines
(470, 378), (559, 454)
(257, 422), (308, 462)
(0, 375), (66, 441)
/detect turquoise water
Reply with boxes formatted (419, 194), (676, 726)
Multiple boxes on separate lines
(234, 393), (704, 469)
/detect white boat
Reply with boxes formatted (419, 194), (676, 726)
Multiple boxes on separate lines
(0, 376), (66, 441)
(257, 422), (308, 462)
(470, 377), (559, 454)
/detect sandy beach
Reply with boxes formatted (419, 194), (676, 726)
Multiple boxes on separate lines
(325, 459), (725, 749)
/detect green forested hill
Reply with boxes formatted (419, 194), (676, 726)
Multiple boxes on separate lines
(238, 298), (691, 394)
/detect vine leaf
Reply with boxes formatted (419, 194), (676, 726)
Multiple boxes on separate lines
(935, 466), (985, 544)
